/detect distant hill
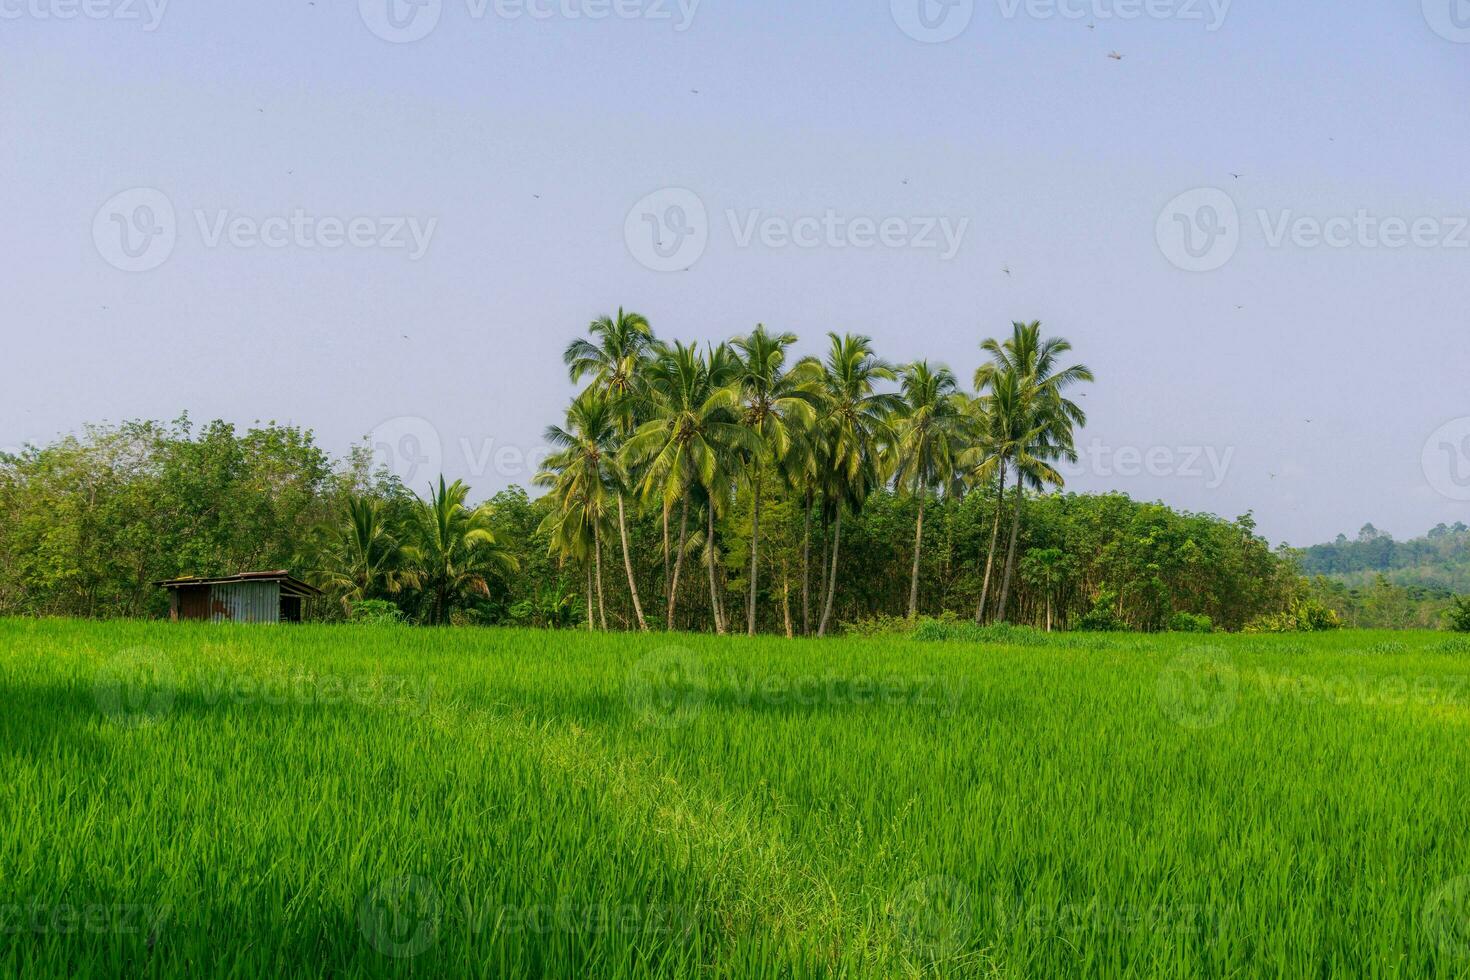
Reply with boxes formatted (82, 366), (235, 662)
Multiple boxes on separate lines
(1295, 523), (1470, 594)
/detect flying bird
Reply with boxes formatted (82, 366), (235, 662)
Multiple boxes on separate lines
(1002, 265), (1012, 277)
(1230, 173), (1243, 179)
(1107, 51), (1123, 60)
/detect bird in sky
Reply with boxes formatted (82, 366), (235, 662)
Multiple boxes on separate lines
(1108, 52), (1123, 60)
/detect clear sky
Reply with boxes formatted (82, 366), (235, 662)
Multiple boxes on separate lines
(4, 0), (1469, 546)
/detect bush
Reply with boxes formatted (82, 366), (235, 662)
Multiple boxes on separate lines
(1244, 597), (1341, 634)
(1443, 596), (1470, 633)
(1167, 612), (1214, 634)
(349, 599), (405, 625)
(1076, 591), (1127, 632)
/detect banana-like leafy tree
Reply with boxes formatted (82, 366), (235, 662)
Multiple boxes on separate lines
(309, 493), (413, 616)
(406, 476), (519, 626)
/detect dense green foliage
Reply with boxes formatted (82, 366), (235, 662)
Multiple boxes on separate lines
(5, 618), (1470, 976)
(0, 417), (517, 625)
(0, 317), (1329, 633)
(0, 419), (1297, 632)
(0, 417), (337, 618)
(484, 487), (1295, 635)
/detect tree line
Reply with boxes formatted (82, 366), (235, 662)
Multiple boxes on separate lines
(0, 314), (1318, 632)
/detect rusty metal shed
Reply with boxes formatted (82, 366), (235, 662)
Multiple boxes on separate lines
(156, 571), (323, 624)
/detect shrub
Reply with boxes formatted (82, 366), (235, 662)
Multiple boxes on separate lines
(349, 599), (405, 625)
(1076, 591), (1127, 633)
(1244, 597), (1341, 634)
(1167, 612), (1214, 634)
(1443, 596), (1470, 633)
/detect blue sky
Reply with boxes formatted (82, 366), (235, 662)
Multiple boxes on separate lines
(3, 0), (1469, 545)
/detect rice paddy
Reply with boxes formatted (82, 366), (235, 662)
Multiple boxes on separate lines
(3, 618), (1470, 977)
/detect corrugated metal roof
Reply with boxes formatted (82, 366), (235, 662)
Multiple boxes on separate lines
(155, 571), (323, 597)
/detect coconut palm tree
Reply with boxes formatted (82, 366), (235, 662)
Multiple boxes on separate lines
(815, 333), (900, 636)
(535, 483), (604, 631)
(309, 493), (412, 616)
(535, 389), (626, 629)
(992, 411), (1071, 622)
(958, 376), (1011, 623)
(774, 401), (826, 636)
(563, 308), (654, 630)
(730, 325), (819, 635)
(974, 322), (1092, 622)
(407, 477), (518, 626)
(622, 341), (756, 632)
(889, 361), (971, 620)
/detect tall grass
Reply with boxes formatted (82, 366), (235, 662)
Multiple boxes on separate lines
(2, 618), (1469, 977)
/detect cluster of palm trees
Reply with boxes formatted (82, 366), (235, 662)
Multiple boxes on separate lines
(536, 311), (1092, 635)
(310, 476), (519, 624)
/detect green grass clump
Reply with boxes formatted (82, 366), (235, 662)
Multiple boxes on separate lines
(3, 618), (1470, 977)
(909, 619), (1051, 646)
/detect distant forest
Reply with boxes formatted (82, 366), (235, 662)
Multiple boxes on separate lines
(1294, 524), (1470, 629)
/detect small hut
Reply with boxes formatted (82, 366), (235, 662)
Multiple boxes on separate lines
(156, 571), (323, 624)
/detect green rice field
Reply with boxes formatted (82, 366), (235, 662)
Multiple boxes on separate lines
(3, 617), (1470, 977)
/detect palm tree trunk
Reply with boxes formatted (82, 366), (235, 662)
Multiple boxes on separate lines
(748, 467), (761, 636)
(976, 461), (1007, 623)
(801, 491), (813, 636)
(996, 469), (1024, 624)
(585, 561), (594, 633)
(707, 503), (726, 635)
(593, 525), (607, 631)
(818, 506), (843, 637)
(667, 499), (689, 630)
(616, 493), (648, 631)
(662, 503), (671, 607)
(908, 491), (926, 620)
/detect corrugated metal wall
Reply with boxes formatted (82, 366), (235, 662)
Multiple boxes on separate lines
(209, 582), (281, 624)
